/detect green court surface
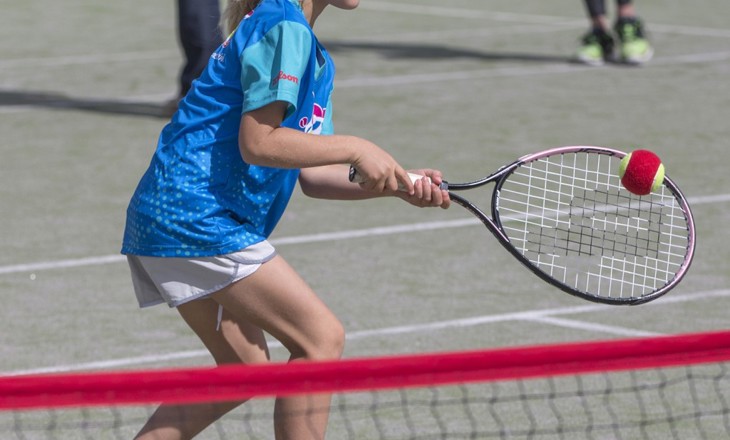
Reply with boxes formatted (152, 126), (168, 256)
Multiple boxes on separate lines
(1, 0), (729, 381)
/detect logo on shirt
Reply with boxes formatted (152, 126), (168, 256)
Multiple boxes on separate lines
(299, 103), (326, 135)
(272, 71), (299, 87)
(215, 32), (233, 62)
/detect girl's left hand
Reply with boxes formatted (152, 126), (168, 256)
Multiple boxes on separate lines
(397, 169), (450, 209)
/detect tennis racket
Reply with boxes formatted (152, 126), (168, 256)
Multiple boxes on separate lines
(349, 146), (696, 305)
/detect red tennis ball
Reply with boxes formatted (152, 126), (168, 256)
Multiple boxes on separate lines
(618, 149), (665, 196)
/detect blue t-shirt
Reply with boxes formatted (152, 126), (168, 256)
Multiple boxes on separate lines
(122, 0), (335, 257)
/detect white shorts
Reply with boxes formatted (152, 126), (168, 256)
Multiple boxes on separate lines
(126, 241), (277, 308)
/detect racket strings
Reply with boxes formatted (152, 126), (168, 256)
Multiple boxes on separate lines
(496, 152), (691, 300)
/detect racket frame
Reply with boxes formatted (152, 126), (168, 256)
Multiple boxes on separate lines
(444, 146), (696, 305)
(348, 145), (696, 305)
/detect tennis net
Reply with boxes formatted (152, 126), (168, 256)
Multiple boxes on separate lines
(2, 330), (730, 439)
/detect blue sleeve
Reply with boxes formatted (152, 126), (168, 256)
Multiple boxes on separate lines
(240, 21), (313, 114)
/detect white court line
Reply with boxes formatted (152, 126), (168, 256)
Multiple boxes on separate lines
(335, 50), (730, 89)
(2, 48), (728, 116)
(684, 194), (730, 205)
(649, 23), (730, 39)
(0, 219), (479, 275)
(0, 193), (726, 276)
(3, 289), (728, 376)
(524, 316), (662, 338)
(362, 24), (578, 44)
(0, 5), (727, 72)
(0, 254), (127, 275)
(0, 50), (177, 70)
(4, 48), (728, 117)
(336, 63), (584, 88)
(271, 218), (477, 245)
(360, 2), (578, 24)
(359, 1), (730, 38)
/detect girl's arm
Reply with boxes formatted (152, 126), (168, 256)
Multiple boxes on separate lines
(239, 101), (414, 194)
(239, 101), (449, 208)
(298, 165), (450, 209)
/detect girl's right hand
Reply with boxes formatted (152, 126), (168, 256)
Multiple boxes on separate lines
(350, 139), (414, 195)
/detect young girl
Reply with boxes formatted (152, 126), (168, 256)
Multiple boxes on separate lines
(122, 0), (450, 438)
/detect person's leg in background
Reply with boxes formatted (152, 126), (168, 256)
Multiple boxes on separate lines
(613, 0), (654, 65)
(575, 0), (616, 66)
(575, 0), (653, 66)
(165, 0), (223, 115)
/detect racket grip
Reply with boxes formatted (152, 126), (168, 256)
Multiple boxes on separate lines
(348, 165), (432, 191)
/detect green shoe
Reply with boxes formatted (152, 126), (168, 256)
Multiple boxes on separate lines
(575, 29), (615, 66)
(614, 17), (654, 65)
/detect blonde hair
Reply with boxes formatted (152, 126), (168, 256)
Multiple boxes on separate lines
(221, 0), (261, 35)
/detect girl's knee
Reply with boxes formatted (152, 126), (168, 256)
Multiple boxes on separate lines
(294, 319), (345, 361)
(321, 319), (345, 359)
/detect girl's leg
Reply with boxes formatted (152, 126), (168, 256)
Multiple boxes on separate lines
(136, 254), (344, 440)
(134, 298), (271, 439)
(211, 255), (345, 440)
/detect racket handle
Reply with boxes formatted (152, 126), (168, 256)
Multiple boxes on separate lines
(348, 165), (432, 191)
